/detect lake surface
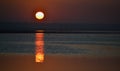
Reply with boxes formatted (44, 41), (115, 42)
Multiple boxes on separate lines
(0, 33), (120, 56)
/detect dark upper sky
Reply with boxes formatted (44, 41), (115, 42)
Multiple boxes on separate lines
(0, 0), (120, 24)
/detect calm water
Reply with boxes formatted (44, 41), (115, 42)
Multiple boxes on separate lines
(0, 33), (120, 56)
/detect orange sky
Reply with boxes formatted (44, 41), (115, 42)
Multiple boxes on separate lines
(0, 0), (120, 23)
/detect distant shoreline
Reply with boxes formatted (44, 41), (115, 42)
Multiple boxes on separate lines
(0, 23), (120, 33)
(0, 31), (120, 34)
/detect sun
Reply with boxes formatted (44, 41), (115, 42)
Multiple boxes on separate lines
(35, 11), (45, 20)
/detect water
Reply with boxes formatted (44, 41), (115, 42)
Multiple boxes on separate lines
(0, 33), (120, 56)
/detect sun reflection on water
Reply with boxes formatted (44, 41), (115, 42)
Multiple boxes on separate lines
(35, 31), (44, 63)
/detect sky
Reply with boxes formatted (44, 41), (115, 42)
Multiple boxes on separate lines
(0, 0), (120, 24)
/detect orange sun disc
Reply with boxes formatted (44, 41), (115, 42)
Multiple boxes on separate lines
(35, 11), (44, 20)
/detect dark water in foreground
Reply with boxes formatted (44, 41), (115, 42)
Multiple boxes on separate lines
(0, 33), (120, 56)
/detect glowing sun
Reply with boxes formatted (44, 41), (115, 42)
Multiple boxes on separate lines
(35, 11), (44, 20)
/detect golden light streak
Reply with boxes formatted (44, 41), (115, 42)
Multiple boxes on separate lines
(35, 32), (44, 63)
(35, 53), (44, 62)
(35, 11), (44, 20)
